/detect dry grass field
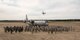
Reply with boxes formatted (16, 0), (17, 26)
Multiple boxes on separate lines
(0, 21), (80, 40)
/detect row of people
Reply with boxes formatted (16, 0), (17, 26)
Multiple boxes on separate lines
(25, 26), (73, 34)
(4, 26), (23, 34)
(4, 25), (73, 34)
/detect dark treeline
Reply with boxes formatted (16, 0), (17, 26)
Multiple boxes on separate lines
(0, 20), (23, 22)
(49, 19), (80, 21)
(0, 19), (80, 22)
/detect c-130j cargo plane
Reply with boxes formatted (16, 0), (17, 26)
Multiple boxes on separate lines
(25, 12), (48, 26)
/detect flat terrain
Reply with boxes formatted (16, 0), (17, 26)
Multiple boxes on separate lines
(0, 21), (80, 40)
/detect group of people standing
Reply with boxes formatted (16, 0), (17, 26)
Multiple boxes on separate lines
(24, 25), (72, 34)
(3, 25), (72, 34)
(4, 26), (23, 34)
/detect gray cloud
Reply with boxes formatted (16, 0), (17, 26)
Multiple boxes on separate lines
(0, 0), (80, 20)
(30, 0), (80, 19)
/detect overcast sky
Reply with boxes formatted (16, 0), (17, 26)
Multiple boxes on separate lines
(0, 0), (80, 20)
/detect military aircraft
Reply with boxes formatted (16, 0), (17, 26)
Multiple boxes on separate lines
(25, 11), (48, 26)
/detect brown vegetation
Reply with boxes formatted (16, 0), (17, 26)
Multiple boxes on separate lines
(0, 21), (80, 40)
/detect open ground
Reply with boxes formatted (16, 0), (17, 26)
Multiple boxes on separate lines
(0, 21), (80, 40)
